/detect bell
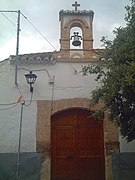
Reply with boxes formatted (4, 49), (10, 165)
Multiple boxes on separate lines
(72, 40), (81, 46)
(71, 32), (82, 46)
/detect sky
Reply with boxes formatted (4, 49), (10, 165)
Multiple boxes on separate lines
(0, 0), (130, 61)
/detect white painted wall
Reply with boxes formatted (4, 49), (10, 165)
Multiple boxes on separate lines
(0, 60), (98, 153)
(120, 138), (135, 152)
(0, 59), (135, 152)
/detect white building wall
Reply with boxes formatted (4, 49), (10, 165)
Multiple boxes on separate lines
(0, 59), (135, 152)
(0, 60), (98, 153)
(120, 138), (135, 152)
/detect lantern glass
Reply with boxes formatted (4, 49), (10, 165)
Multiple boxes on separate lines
(25, 71), (37, 85)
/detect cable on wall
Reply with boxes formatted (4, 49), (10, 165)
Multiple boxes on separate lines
(16, 99), (25, 180)
(0, 102), (19, 110)
(0, 101), (18, 106)
(24, 92), (33, 106)
(16, 85), (23, 96)
(68, 63), (78, 74)
(50, 75), (55, 115)
(18, 67), (51, 77)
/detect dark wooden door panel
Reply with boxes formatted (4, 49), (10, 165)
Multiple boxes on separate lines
(52, 123), (77, 180)
(78, 157), (105, 180)
(51, 108), (105, 180)
(53, 158), (76, 180)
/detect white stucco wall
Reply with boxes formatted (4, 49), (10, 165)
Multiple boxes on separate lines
(0, 60), (98, 153)
(0, 59), (135, 152)
(120, 138), (135, 152)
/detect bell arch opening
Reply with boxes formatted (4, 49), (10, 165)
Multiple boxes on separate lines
(70, 26), (83, 49)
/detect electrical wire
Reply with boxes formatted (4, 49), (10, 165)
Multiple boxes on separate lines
(20, 12), (57, 51)
(18, 67), (51, 77)
(0, 102), (19, 110)
(0, 95), (23, 110)
(16, 85), (23, 96)
(68, 63), (78, 74)
(24, 92), (33, 106)
(18, 67), (29, 71)
(1, 11), (57, 50)
(50, 76), (55, 115)
(33, 69), (50, 77)
(16, 102), (24, 180)
(0, 101), (18, 106)
(0, 12), (16, 27)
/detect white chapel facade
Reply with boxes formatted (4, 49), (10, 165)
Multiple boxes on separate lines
(0, 1), (135, 180)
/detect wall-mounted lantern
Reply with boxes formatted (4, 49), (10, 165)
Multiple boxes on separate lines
(25, 71), (37, 93)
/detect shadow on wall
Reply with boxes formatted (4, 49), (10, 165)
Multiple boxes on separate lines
(0, 152), (41, 180)
(112, 152), (135, 180)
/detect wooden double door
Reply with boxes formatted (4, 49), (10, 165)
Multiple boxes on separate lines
(51, 108), (105, 180)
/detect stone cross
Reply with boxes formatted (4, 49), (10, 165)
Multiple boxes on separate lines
(72, 1), (80, 11)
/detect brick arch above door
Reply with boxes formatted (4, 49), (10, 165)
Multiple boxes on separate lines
(37, 98), (92, 152)
(37, 98), (119, 152)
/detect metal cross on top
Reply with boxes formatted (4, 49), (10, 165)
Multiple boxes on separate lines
(72, 1), (80, 11)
